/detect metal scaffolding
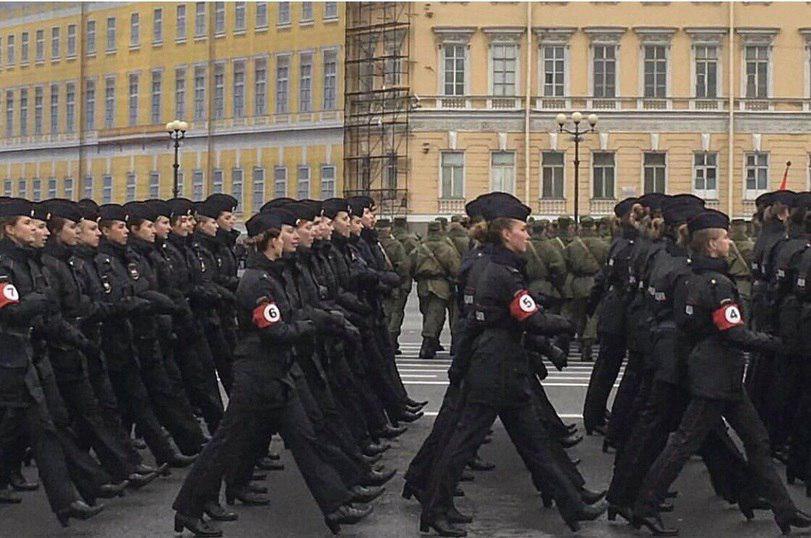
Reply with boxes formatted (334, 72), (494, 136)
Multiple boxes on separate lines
(343, 2), (411, 217)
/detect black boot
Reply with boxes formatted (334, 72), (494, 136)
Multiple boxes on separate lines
(56, 500), (104, 528)
(225, 488), (270, 506)
(362, 467), (396, 487)
(633, 513), (679, 536)
(378, 424), (407, 439)
(10, 469), (38, 491)
(174, 512), (223, 536)
(324, 503), (373, 534)
(447, 506), (473, 524)
(97, 481), (129, 498)
(203, 501), (238, 521)
(256, 456), (284, 471)
(419, 338), (437, 360)
(776, 510), (811, 535)
(419, 516), (467, 537)
(350, 484), (385, 503)
(0, 486), (22, 504)
(467, 456), (495, 471)
(580, 488), (607, 505)
(564, 500), (608, 532)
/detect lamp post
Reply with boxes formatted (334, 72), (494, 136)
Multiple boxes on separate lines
(166, 120), (188, 198)
(555, 112), (598, 226)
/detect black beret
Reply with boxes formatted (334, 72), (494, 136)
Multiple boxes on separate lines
(771, 190), (797, 207)
(245, 210), (293, 238)
(194, 200), (220, 219)
(31, 202), (50, 221)
(260, 197), (295, 213)
(321, 198), (351, 219)
(144, 199), (171, 219)
(614, 197), (638, 218)
(98, 203), (128, 223)
(465, 196), (485, 220)
(665, 194), (705, 209)
(755, 191), (775, 207)
(637, 193), (670, 212)
(45, 199), (83, 223)
(476, 192), (531, 222)
(299, 199), (323, 217)
(205, 193), (239, 215)
(123, 201), (159, 223)
(347, 196), (372, 217)
(663, 201), (704, 226)
(284, 201), (318, 223)
(78, 198), (100, 221)
(0, 198), (34, 218)
(166, 198), (194, 219)
(687, 209), (730, 234)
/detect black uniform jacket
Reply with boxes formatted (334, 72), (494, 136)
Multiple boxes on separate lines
(675, 254), (778, 401)
(232, 252), (314, 410)
(588, 227), (638, 336)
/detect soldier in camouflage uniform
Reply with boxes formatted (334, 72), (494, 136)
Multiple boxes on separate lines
(525, 220), (567, 313)
(377, 219), (413, 355)
(412, 221), (461, 360)
(728, 218), (754, 321)
(551, 217), (576, 354)
(562, 217), (609, 361)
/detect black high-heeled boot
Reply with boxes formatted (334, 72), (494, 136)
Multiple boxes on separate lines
(203, 501), (238, 522)
(775, 510), (811, 535)
(324, 503), (373, 535)
(224, 489), (270, 506)
(174, 512), (223, 536)
(56, 500), (104, 528)
(419, 516), (467, 537)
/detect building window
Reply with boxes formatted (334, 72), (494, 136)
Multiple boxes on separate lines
(102, 174), (112, 203)
(695, 45), (717, 98)
(256, 2), (268, 28)
(6, 35), (14, 65)
(541, 151), (565, 198)
(276, 56), (289, 113)
(194, 66), (206, 119)
(106, 17), (116, 51)
(440, 152), (464, 199)
(3, 180), (11, 197)
(233, 61), (245, 118)
(50, 85), (59, 133)
(745, 152), (769, 198)
(149, 171), (159, 198)
(643, 152), (666, 193)
(83, 176), (93, 199)
(36, 29), (45, 60)
(86, 21), (95, 54)
(593, 45), (616, 98)
(195, 2), (206, 38)
(234, 2), (246, 32)
(176, 5), (186, 41)
(21, 32), (28, 63)
(443, 44), (466, 96)
(212, 169), (223, 193)
(66, 83), (75, 133)
(153, 8), (163, 43)
(151, 71), (161, 124)
(299, 52), (312, 112)
(320, 165), (335, 198)
(19, 89), (28, 137)
(543, 45), (565, 97)
(231, 168), (243, 207)
(104, 77), (115, 128)
(175, 68), (186, 118)
(274, 166), (287, 198)
(5, 91), (12, 137)
(490, 151), (515, 193)
(491, 43), (517, 97)
(643, 45), (667, 98)
(130, 13), (140, 46)
(278, 2), (291, 25)
(51, 27), (60, 59)
(252, 167), (265, 210)
(192, 170), (204, 201)
(745, 45), (769, 99)
(592, 152), (615, 199)
(324, 1), (338, 20)
(301, 2), (313, 22)
(297, 166), (310, 198)
(254, 58), (267, 115)
(323, 50), (337, 110)
(32, 179), (41, 202)
(48, 178), (57, 198)
(693, 152), (718, 199)
(17, 179), (26, 199)
(128, 74), (138, 126)
(34, 87), (43, 135)
(85, 79), (95, 130)
(63, 177), (73, 199)
(213, 64), (224, 119)
(126, 172), (136, 202)
(214, 2), (225, 35)
(67, 24), (76, 56)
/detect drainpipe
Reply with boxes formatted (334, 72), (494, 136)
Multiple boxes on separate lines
(77, 3), (86, 188)
(727, 1), (734, 216)
(524, 2), (532, 207)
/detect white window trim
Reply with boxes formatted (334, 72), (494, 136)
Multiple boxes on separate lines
(540, 150), (567, 200)
(534, 28), (575, 107)
(743, 150), (770, 200)
(692, 151), (719, 200)
(489, 151), (517, 194)
(640, 151), (668, 194)
(736, 28), (778, 109)
(584, 26), (626, 108)
(433, 27), (475, 102)
(802, 30), (811, 108)
(438, 150), (466, 200)
(685, 27), (726, 107)
(634, 28), (675, 106)
(483, 27), (523, 102)
(590, 150), (617, 200)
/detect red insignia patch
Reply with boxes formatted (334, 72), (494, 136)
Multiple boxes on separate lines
(252, 302), (282, 329)
(509, 289), (538, 321)
(712, 303), (744, 331)
(0, 283), (19, 309)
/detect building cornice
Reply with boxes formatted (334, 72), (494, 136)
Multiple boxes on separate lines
(583, 26), (627, 44)
(432, 26), (476, 44)
(533, 27), (577, 45)
(633, 27), (677, 44)
(482, 26), (525, 43)
(735, 27), (780, 45)
(684, 27), (729, 44)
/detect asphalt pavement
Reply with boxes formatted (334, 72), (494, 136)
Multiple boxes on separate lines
(3, 290), (810, 537)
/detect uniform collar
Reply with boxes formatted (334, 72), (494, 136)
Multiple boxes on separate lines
(689, 253), (728, 273)
(43, 237), (73, 261)
(99, 238), (127, 260)
(490, 244), (527, 271)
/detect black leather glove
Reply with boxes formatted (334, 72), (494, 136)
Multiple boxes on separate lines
(528, 351), (549, 380)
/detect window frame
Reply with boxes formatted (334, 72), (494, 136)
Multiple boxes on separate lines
(642, 151), (667, 194)
(275, 54), (290, 113)
(273, 166), (287, 198)
(692, 151), (718, 200)
(252, 167), (266, 211)
(489, 41), (519, 97)
(591, 151), (616, 200)
(231, 168), (244, 208)
(130, 12), (140, 48)
(176, 5), (187, 42)
(153, 8), (163, 44)
(254, 57), (267, 116)
(541, 151), (566, 199)
(150, 70), (162, 124)
(233, 60), (245, 118)
(127, 73), (139, 126)
(320, 165), (335, 198)
(106, 17), (117, 52)
(104, 76), (115, 129)
(297, 165), (310, 198)
(541, 44), (567, 98)
(323, 48), (338, 110)
(591, 44), (617, 98)
(299, 51), (313, 112)
(489, 151), (516, 194)
(439, 151), (465, 199)
(744, 151), (769, 200)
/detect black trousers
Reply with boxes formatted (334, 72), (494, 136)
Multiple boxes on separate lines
(173, 393), (351, 519)
(134, 337), (205, 455)
(608, 380), (752, 507)
(583, 333), (626, 430)
(106, 357), (177, 464)
(787, 360), (811, 484)
(173, 317), (224, 434)
(634, 393), (796, 520)
(201, 317), (234, 394)
(606, 366), (650, 450)
(422, 400), (583, 523)
(764, 352), (803, 449)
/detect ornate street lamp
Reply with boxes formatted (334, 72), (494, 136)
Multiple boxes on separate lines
(166, 119), (188, 198)
(555, 112), (598, 226)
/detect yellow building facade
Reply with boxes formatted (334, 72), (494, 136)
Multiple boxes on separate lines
(2, 2), (811, 220)
(0, 1), (344, 215)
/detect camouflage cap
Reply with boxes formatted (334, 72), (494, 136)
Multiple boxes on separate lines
(427, 221), (442, 232)
(580, 216), (595, 227)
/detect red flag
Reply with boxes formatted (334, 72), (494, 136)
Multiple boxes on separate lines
(779, 161), (791, 190)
